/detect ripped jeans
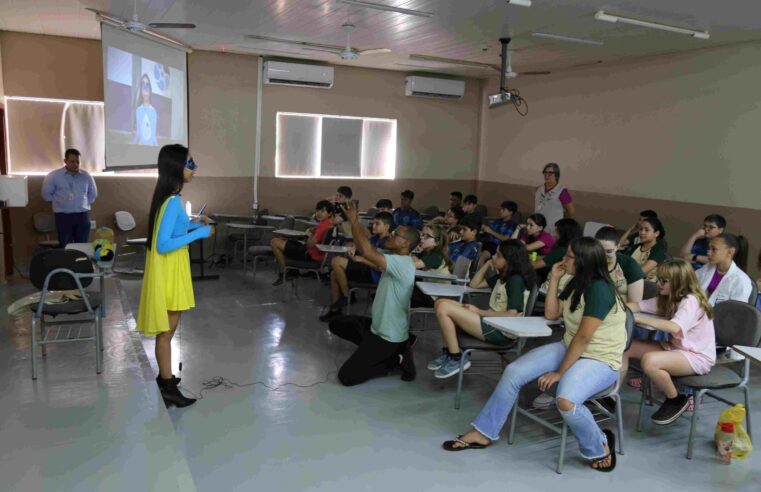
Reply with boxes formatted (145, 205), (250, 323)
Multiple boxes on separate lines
(472, 341), (618, 459)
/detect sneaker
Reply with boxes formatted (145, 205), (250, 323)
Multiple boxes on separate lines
(651, 394), (690, 425)
(427, 350), (449, 371)
(434, 354), (471, 379)
(398, 348), (416, 382)
(532, 392), (555, 409)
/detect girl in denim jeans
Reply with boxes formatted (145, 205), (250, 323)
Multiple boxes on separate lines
(442, 237), (626, 472)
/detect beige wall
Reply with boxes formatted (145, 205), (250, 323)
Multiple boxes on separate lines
(479, 41), (761, 211)
(260, 65), (481, 180)
(0, 31), (103, 101)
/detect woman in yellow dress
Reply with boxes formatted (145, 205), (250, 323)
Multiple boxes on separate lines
(137, 144), (213, 408)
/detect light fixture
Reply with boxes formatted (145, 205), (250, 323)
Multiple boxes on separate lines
(507, 0), (532, 7)
(336, 0), (434, 18)
(532, 32), (603, 46)
(594, 10), (710, 39)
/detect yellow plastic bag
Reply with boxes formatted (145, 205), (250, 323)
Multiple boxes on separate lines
(715, 404), (752, 460)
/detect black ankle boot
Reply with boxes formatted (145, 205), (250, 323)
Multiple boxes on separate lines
(156, 375), (196, 408)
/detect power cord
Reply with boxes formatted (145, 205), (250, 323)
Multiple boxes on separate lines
(174, 316), (342, 401)
(508, 89), (528, 116)
(178, 353), (342, 401)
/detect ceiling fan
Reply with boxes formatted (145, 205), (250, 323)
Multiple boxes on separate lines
(245, 22), (390, 61)
(87, 0), (195, 47)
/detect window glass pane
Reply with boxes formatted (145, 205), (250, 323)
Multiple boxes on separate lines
(362, 119), (396, 179)
(276, 113), (320, 177)
(321, 117), (362, 177)
(7, 98), (105, 174)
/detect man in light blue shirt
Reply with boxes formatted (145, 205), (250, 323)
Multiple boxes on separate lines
(41, 148), (98, 247)
(328, 201), (420, 386)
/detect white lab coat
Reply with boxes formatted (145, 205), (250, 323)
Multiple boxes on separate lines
(695, 261), (753, 306)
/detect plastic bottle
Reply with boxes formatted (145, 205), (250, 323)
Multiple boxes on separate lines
(716, 422), (734, 464)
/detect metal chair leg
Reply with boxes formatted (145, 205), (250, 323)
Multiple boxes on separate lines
(454, 349), (470, 410)
(95, 311), (103, 374)
(31, 315), (38, 380)
(743, 385), (752, 441)
(615, 394), (625, 454)
(686, 388), (702, 459)
(40, 316), (47, 357)
(507, 398), (519, 445)
(637, 382), (646, 432)
(556, 422), (568, 474)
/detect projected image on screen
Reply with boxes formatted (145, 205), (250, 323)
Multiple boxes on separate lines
(106, 47), (183, 147)
(101, 24), (188, 169)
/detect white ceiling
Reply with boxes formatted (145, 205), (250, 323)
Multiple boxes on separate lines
(2, 0), (761, 78)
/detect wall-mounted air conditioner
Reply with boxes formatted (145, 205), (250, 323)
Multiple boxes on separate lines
(404, 76), (465, 100)
(264, 61), (334, 89)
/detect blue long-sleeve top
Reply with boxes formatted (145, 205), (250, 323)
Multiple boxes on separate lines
(156, 195), (210, 254)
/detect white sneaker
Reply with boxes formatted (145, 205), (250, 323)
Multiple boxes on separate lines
(532, 392), (555, 409)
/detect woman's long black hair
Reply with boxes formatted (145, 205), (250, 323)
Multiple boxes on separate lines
(146, 144), (188, 250)
(559, 237), (620, 312)
(498, 239), (538, 288)
(554, 218), (583, 249)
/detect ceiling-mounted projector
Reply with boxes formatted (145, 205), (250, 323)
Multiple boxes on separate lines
(486, 37), (528, 115)
(488, 91), (512, 108)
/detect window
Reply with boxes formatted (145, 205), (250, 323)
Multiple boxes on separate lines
(276, 112), (396, 179)
(4, 96), (155, 175)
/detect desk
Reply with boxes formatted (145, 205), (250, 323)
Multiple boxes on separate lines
(482, 316), (553, 338)
(415, 269), (468, 284)
(296, 218), (319, 227)
(416, 281), (490, 302)
(228, 223), (275, 281)
(260, 215), (286, 223)
(317, 244), (350, 254)
(732, 345), (761, 367)
(210, 213), (254, 221)
(273, 229), (309, 238)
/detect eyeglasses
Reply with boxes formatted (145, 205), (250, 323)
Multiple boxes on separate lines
(656, 277), (669, 285)
(185, 157), (198, 171)
(420, 233), (434, 240)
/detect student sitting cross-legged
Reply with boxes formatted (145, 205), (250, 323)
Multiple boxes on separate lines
(442, 237), (626, 473)
(270, 200), (334, 286)
(320, 211), (393, 322)
(328, 201), (420, 386)
(410, 224), (454, 308)
(428, 239), (537, 379)
(621, 259), (716, 425)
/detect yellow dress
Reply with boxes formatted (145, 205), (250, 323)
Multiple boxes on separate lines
(136, 197), (196, 336)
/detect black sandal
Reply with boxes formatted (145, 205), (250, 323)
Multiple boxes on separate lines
(590, 429), (617, 472)
(442, 435), (491, 451)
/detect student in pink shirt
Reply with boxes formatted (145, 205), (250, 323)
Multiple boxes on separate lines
(620, 258), (715, 426)
(512, 213), (555, 256)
